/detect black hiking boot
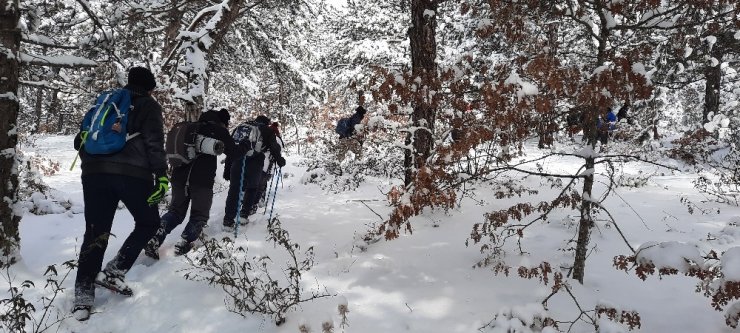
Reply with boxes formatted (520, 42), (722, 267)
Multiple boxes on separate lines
(72, 305), (91, 321)
(143, 239), (160, 260)
(94, 270), (133, 296)
(223, 218), (235, 232)
(174, 240), (193, 256)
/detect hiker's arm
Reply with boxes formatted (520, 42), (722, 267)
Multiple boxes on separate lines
(215, 126), (238, 158)
(140, 100), (168, 176)
(262, 127), (282, 159)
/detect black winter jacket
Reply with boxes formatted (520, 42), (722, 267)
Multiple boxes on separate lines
(171, 111), (238, 188)
(74, 84), (167, 181)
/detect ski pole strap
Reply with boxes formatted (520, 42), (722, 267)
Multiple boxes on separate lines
(69, 131), (88, 171)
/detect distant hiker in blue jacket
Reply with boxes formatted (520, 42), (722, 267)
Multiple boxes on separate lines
(597, 107), (618, 145)
(71, 67), (167, 321)
(335, 92), (367, 161)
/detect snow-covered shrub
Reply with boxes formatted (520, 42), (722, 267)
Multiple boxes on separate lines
(479, 303), (557, 333)
(615, 171), (651, 188)
(615, 243), (740, 328)
(16, 152), (75, 215)
(0, 259), (77, 333)
(182, 217), (328, 325)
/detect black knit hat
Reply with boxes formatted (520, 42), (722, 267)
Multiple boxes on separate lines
(217, 108), (230, 126)
(255, 115), (270, 125)
(128, 67), (156, 91)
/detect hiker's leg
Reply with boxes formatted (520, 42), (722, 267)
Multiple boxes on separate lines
(75, 174), (118, 306)
(181, 186), (213, 243)
(224, 157), (245, 223)
(335, 139), (349, 161)
(104, 175), (159, 274)
(157, 173), (189, 242)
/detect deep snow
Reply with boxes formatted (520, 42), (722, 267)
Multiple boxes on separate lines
(4, 134), (740, 333)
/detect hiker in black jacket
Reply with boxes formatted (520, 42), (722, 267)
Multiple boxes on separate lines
(223, 115), (286, 228)
(72, 67), (167, 321)
(144, 109), (238, 258)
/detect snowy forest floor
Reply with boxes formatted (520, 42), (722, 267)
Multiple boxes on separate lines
(4, 134), (740, 333)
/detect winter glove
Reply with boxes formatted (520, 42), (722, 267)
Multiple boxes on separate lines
(147, 175), (170, 206)
(275, 156), (286, 168)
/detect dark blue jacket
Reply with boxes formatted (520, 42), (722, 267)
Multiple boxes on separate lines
(339, 106), (367, 139)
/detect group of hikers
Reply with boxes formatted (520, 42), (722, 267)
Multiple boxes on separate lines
(69, 67), (367, 321)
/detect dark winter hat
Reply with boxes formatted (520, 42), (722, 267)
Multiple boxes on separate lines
(217, 108), (231, 126)
(255, 115), (270, 125)
(128, 67), (157, 91)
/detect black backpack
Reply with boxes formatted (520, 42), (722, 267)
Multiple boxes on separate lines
(232, 121), (264, 157)
(166, 121), (202, 168)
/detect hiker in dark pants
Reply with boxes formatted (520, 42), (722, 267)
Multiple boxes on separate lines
(72, 67), (167, 321)
(144, 109), (237, 258)
(256, 122), (284, 210)
(223, 115), (285, 228)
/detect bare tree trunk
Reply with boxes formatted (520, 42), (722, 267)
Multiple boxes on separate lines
(34, 86), (44, 133)
(162, 0), (184, 56)
(50, 89), (61, 132)
(703, 49), (723, 124)
(572, 105), (600, 284)
(405, 0), (438, 186)
(571, 9), (614, 283)
(0, 0), (22, 263)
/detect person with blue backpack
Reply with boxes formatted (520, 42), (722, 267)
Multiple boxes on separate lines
(223, 115), (285, 229)
(71, 67), (168, 321)
(144, 108), (238, 259)
(335, 92), (367, 161)
(597, 106), (618, 145)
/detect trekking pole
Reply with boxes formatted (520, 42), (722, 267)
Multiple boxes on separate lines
(268, 168), (282, 222)
(234, 156), (248, 237)
(263, 168), (276, 214)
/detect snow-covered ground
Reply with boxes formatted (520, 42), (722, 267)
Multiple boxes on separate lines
(5, 135), (740, 333)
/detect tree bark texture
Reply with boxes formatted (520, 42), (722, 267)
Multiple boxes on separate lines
(703, 48), (723, 124)
(34, 86), (44, 133)
(0, 0), (22, 263)
(405, 0), (438, 186)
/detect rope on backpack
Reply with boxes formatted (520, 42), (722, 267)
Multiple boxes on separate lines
(268, 168), (282, 222)
(234, 156), (248, 237)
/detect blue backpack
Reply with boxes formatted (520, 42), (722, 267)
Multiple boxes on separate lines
(80, 89), (137, 155)
(335, 117), (351, 138)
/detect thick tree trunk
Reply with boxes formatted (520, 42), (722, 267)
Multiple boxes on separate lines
(34, 86), (44, 133)
(405, 0), (438, 186)
(0, 0), (22, 263)
(163, 0), (184, 56)
(703, 50), (723, 124)
(179, 0), (245, 121)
